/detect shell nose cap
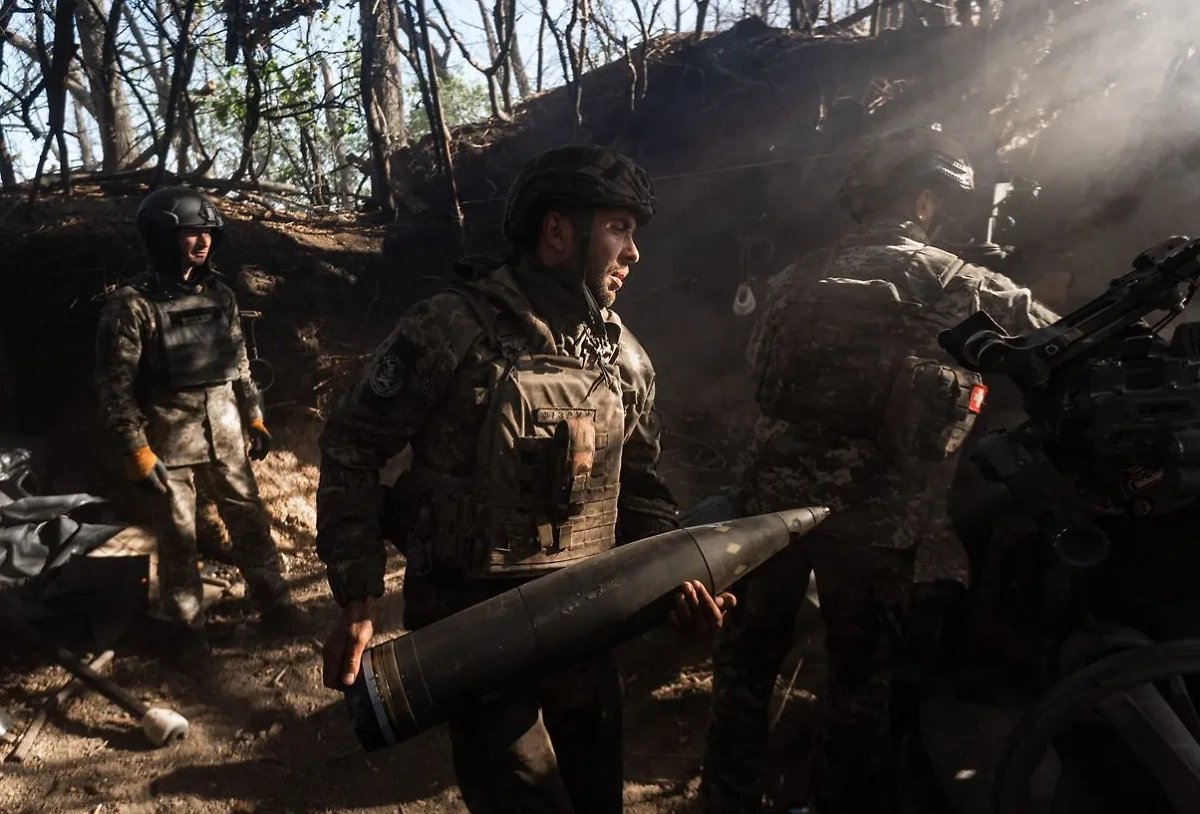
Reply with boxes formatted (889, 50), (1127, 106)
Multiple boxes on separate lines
(775, 506), (832, 538)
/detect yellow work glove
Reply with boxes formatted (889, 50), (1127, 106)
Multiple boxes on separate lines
(248, 418), (272, 461)
(125, 446), (169, 494)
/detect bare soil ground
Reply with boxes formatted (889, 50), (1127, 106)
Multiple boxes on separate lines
(0, 416), (833, 814)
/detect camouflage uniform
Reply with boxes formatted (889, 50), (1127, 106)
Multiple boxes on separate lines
(700, 218), (1057, 814)
(95, 269), (288, 626)
(317, 257), (677, 814)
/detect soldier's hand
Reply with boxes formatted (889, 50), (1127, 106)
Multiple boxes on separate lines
(323, 597), (376, 689)
(668, 580), (737, 635)
(125, 447), (169, 494)
(248, 419), (272, 461)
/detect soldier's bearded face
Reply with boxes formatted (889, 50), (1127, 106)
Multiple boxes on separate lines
(583, 209), (640, 308)
(179, 228), (213, 271)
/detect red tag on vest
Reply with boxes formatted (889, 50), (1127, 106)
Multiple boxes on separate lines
(968, 383), (988, 414)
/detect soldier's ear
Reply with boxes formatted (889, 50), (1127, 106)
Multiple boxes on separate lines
(915, 188), (939, 227)
(541, 211), (573, 257)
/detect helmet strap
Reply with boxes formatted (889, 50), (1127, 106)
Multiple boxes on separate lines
(570, 211), (609, 342)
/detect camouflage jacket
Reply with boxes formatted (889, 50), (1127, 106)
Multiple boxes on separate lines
(94, 270), (262, 467)
(740, 219), (1058, 580)
(316, 260), (678, 605)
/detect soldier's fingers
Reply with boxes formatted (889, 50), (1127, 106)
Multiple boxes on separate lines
(342, 638), (367, 687)
(716, 591), (738, 611)
(322, 636), (346, 689)
(696, 583), (720, 633)
(674, 588), (694, 629)
(152, 461), (169, 488)
(689, 581), (712, 631)
(667, 609), (681, 629)
(149, 467), (168, 494)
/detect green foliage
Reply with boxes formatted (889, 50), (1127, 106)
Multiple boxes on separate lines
(406, 71), (491, 139)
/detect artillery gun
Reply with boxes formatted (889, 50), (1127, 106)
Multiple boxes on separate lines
(940, 236), (1200, 813)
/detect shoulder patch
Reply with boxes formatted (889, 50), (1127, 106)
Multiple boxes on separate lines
(368, 351), (405, 397)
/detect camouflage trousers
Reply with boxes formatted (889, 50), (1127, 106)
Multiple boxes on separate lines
(148, 454), (288, 626)
(701, 540), (916, 814)
(404, 569), (625, 814)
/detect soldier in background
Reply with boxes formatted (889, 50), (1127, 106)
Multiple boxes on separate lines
(956, 0), (989, 26)
(699, 127), (1057, 813)
(317, 144), (734, 814)
(95, 187), (308, 667)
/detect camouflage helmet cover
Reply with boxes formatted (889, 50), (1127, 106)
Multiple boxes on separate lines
(502, 144), (656, 242)
(838, 125), (975, 218)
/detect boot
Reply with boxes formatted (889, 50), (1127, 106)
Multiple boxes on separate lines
(257, 595), (315, 638)
(165, 625), (211, 673)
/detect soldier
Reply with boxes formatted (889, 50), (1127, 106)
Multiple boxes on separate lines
(95, 186), (307, 666)
(699, 127), (1058, 813)
(955, 0), (987, 26)
(317, 144), (735, 814)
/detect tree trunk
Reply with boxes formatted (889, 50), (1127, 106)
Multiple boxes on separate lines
(491, 0), (514, 112)
(151, 0), (198, 189)
(319, 56), (356, 205)
(509, 23), (531, 99)
(73, 98), (96, 169)
(176, 96), (193, 174)
(74, 0), (135, 170)
(535, 10), (546, 92)
(790, 0), (820, 28)
(0, 122), (17, 187)
(300, 123), (327, 205)
(233, 46), (263, 181)
(358, 0), (405, 216)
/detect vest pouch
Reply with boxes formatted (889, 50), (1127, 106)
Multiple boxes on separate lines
(877, 356), (987, 463)
(396, 465), (478, 574)
(545, 412), (598, 549)
(755, 322), (899, 438)
(467, 352), (624, 577)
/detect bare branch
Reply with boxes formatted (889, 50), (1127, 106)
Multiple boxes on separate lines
(119, 1), (169, 99)
(1, 26), (96, 117)
(408, 0), (464, 248)
(151, 0), (197, 187)
(28, 0), (77, 204)
(535, 6), (545, 92)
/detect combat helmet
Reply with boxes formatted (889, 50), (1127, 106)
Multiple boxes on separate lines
(135, 186), (225, 274)
(502, 144), (656, 245)
(838, 125), (975, 221)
